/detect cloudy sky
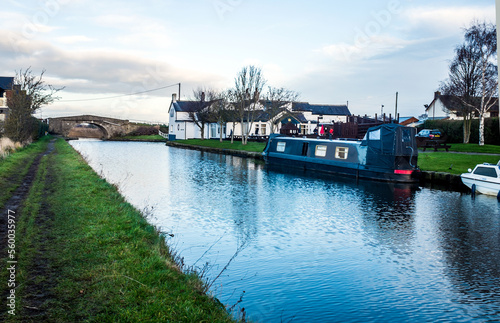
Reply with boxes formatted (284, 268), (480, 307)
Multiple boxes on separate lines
(0, 0), (496, 123)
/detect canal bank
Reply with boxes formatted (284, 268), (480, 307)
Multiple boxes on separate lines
(0, 137), (236, 322)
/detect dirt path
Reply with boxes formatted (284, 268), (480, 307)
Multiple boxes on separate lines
(1, 139), (56, 320)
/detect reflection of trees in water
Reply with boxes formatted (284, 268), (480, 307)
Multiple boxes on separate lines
(435, 195), (500, 312)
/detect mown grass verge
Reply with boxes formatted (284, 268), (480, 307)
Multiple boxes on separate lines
(1, 138), (235, 322)
(418, 152), (500, 175)
(174, 139), (266, 152)
(446, 143), (500, 154)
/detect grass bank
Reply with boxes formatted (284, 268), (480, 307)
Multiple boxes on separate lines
(0, 138), (235, 322)
(109, 134), (165, 141)
(174, 139), (266, 153)
(418, 153), (499, 175)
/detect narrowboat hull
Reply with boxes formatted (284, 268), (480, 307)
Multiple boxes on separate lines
(263, 124), (420, 183)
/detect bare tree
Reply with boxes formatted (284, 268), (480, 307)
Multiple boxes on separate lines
(233, 66), (266, 145)
(439, 21), (497, 144)
(210, 90), (231, 142)
(5, 67), (63, 142)
(439, 44), (479, 143)
(465, 21), (498, 146)
(186, 88), (216, 140)
(263, 86), (300, 134)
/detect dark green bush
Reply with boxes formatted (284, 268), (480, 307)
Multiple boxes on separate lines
(422, 118), (499, 145)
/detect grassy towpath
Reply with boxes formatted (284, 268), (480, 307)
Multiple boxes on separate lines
(0, 137), (235, 322)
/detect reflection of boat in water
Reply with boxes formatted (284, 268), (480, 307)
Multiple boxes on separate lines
(263, 123), (420, 183)
(461, 162), (500, 197)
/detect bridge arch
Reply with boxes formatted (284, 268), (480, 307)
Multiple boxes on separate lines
(48, 115), (137, 139)
(67, 122), (110, 138)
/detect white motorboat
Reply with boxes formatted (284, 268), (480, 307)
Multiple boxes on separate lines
(460, 161), (500, 197)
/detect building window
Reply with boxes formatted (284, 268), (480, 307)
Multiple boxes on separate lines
(261, 124), (267, 135)
(277, 142), (286, 152)
(315, 145), (327, 157)
(335, 147), (348, 159)
(300, 124), (307, 135)
(210, 124), (217, 138)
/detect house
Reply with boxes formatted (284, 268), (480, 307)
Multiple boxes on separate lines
(290, 102), (351, 135)
(167, 93), (352, 140)
(425, 91), (499, 120)
(0, 77), (14, 122)
(224, 101), (352, 138)
(167, 93), (226, 140)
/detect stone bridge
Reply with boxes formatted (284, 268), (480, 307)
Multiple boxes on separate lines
(48, 115), (139, 139)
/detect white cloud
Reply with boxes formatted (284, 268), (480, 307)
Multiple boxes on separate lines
(56, 35), (94, 44)
(401, 5), (496, 36)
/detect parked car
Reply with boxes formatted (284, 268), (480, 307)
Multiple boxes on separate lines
(416, 129), (442, 139)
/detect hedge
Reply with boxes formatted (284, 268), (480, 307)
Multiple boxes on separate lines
(422, 118), (500, 145)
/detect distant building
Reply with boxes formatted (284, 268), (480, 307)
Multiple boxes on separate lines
(398, 116), (420, 127)
(425, 91), (499, 120)
(167, 94), (352, 140)
(0, 77), (14, 122)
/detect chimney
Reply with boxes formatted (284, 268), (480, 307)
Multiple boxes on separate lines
(254, 90), (259, 102)
(434, 91), (441, 100)
(172, 93), (177, 101)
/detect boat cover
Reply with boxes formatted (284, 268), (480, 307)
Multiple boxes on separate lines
(361, 123), (417, 168)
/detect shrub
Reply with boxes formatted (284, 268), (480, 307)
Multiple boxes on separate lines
(129, 126), (159, 136)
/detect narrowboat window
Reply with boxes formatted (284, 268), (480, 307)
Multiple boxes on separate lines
(473, 166), (498, 178)
(368, 129), (380, 140)
(402, 128), (412, 142)
(335, 147), (349, 159)
(315, 145), (327, 157)
(277, 142), (286, 152)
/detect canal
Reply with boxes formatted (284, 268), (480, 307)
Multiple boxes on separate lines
(70, 140), (500, 322)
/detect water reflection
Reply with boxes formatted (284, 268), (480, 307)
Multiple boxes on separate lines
(433, 194), (500, 315)
(69, 140), (500, 322)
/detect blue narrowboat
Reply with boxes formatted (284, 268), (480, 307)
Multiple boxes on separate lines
(262, 123), (420, 183)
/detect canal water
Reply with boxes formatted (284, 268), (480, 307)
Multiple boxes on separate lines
(70, 140), (500, 322)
